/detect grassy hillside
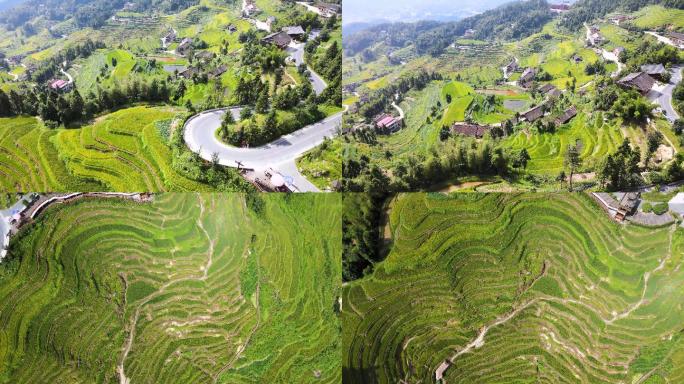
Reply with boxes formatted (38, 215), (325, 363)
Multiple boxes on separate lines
(343, 193), (684, 383)
(0, 193), (341, 383)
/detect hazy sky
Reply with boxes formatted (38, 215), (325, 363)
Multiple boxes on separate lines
(342, 0), (518, 25)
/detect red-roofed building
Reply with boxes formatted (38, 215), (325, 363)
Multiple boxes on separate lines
(48, 79), (73, 92)
(373, 113), (402, 133)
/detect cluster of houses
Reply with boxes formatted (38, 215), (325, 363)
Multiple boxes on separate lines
(587, 25), (604, 46)
(608, 14), (633, 26)
(243, 0), (260, 17)
(261, 25), (306, 49)
(297, 2), (340, 18)
(550, 3), (571, 13)
(162, 29), (177, 48)
(668, 32), (684, 49)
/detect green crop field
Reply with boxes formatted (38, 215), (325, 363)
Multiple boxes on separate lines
(343, 193), (684, 383)
(0, 106), (217, 192)
(0, 193), (341, 383)
(502, 111), (626, 174)
(631, 5), (684, 30)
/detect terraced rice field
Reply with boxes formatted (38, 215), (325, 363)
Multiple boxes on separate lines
(0, 106), (212, 192)
(0, 193), (341, 383)
(0, 116), (102, 191)
(343, 193), (684, 384)
(502, 111), (625, 174)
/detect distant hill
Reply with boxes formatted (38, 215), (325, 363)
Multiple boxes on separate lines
(0, 0), (198, 30)
(345, 0), (554, 57)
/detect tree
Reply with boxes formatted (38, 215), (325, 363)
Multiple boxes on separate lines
(646, 130), (663, 167)
(255, 88), (269, 114)
(516, 148), (531, 169)
(673, 119), (684, 135)
(596, 139), (642, 191)
(0, 89), (12, 117)
(564, 144), (582, 191)
(556, 170), (566, 190)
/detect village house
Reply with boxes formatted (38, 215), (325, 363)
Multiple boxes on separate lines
(539, 83), (561, 98)
(555, 106), (578, 126)
(451, 122), (491, 139)
(195, 50), (215, 62)
(227, 24), (238, 33)
(5, 55), (25, 67)
(587, 26), (603, 46)
(314, 3), (341, 18)
(208, 65), (227, 79)
(176, 37), (193, 56)
(522, 104), (545, 123)
(373, 113), (402, 133)
(243, 0), (260, 17)
(261, 31), (292, 49)
(608, 15), (632, 25)
(618, 72), (656, 94)
(613, 46), (625, 58)
(505, 60), (519, 73)
(641, 64), (667, 81)
(48, 79), (73, 92)
(282, 26), (306, 41)
(667, 32), (684, 49)
(178, 67), (198, 79)
(550, 3), (571, 13)
(615, 192), (640, 222)
(572, 54), (583, 63)
(518, 67), (536, 88)
(162, 30), (177, 46)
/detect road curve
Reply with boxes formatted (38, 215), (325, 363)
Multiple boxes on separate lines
(183, 107), (342, 169)
(661, 65), (683, 123)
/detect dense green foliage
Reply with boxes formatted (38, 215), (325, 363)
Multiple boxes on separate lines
(342, 193), (388, 281)
(0, 193), (341, 383)
(343, 193), (684, 383)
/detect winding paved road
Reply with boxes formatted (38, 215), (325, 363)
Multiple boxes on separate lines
(286, 41), (327, 95)
(184, 11), (335, 191)
(184, 108), (341, 191)
(661, 65), (682, 123)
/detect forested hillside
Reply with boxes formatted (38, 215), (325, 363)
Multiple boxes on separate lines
(0, 0), (200, 30)
(344, 0), (553, 57)
(558, 0), (684, 30)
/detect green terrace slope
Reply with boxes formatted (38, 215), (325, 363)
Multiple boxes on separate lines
(343, 193), (684, 383)
(0, 193), (341, 383)
(0, 106), (217, 192)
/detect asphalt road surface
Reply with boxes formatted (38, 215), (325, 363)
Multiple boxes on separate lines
(660, 65), (683, 123)
(183, 108), (341, 191)
(286, 42), (327, 95)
